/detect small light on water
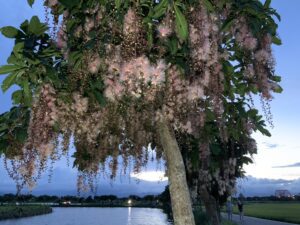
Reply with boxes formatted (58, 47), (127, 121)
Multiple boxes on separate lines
(128, 199), (132, 205)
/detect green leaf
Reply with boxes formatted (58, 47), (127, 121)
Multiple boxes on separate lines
(29, 16), (47, 36)
(94, 91), (106, 106)
(0, 140), (9, 154)
(241, 156), (253, 165)
(115, 0), (121, 9)
(221, 18), (235, 32)
(69, 51), (82, 69)
(22, 79), (32, 106)
(20, 20), (29, 34)
(272, 84), (283, 93)
(168, 38), (178, 55)
(58, 0), (81, 9)
(1, 73), (18, 92)
(270, 75), (281, 82)
(13, 42), (25, 58)
(174, 5), (188, 41)
(0, 65), (23, 75)
(15, 128), (28, 143)
(147, 26), (153, 49)
(264, 0), (271, 9)
(211, 144), (222, 156)
(272, 36), (282, 45)
(152, 0), (168, 19)
(0, 26), (19, 38)
(203, 0), (214, 12)
(0, 123), (8, 133)
(12, 90), (23, 105)
(27, 0), (35, 7)
(257, 124), (271, 137)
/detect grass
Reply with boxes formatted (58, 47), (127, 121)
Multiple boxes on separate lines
(0, 205), (52, 220)
(232, 202), (300, 224)
(221, 221), (236, 225)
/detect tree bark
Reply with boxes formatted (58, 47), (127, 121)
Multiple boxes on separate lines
(157, 115), (195, 225)
(199, 187), (220, 225)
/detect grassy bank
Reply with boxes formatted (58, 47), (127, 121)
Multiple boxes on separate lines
(0, 205), (52, 220)
(232, 202), (300, 224)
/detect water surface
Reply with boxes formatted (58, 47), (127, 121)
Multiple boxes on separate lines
(0, 207), (172, 225)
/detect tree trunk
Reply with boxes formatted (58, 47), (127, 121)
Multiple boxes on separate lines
(199, 187), (220, 225)
(157, 115), (195, 225)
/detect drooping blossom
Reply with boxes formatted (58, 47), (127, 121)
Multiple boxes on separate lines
(88, 53), (101, 74)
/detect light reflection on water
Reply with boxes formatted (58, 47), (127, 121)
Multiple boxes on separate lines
(128, 207), (132, 225)
(0, 207), (172, 225)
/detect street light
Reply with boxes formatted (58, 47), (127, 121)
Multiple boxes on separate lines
(128, 199), (132, 205)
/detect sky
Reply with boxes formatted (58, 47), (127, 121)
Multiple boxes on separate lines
(0, 0), (300, 197)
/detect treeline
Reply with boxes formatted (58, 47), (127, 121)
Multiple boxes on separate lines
(242, 195), (300, 202)
(0, 191), (170, 205)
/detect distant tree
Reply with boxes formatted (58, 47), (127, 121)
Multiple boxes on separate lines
(143, 195), (156, 201)
(129, 195), (141, 201)
(0, 0), (281, 224)
(1, 194), (16, 203)
(85, 196), (94, 203)
(94, 195), (117, 201)
(159, 186), (171, 204)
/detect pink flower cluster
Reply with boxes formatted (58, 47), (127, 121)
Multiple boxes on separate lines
(45, 0), (58, 8)
(105, 55), (167, 101)
(10, 84), (59, 190)
(57, 26), (68, 50)
(254, 34), (275, 99)
(158, 24), (172, 39)
(26, 84), (58, 158)
(123, 8), (139, 35)
(234, 17), (258, 50)
(88, 53), (101, 74)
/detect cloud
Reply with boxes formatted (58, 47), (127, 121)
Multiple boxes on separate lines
(130, 171), (168, 182)
(236, 176), (300, 196)
(273, 162), (300, 168)
(0, 154), (168, 197)
(262, 142), (279, 149)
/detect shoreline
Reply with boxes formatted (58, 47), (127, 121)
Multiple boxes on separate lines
(0, 205), (52, 221)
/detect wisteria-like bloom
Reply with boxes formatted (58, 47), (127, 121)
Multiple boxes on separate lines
(234, 17), (258, 50)
(88, 53), (101, 74)
(187, 83), (204, 101)
(104, 55), (167, 101)
(72, 93), (89, 115)
(84, 17), (95, 33)
(46, 0), (58, 7)
(57, 26), (67, 49)
(255, 49), (271, 63)
(123, 8), (139, 35)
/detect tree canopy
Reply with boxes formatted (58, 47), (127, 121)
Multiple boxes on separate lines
(0, 0), (281, 204)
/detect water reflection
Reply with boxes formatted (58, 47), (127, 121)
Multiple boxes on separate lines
(128, 207), (132, 225)
(0, 207), (172, 225)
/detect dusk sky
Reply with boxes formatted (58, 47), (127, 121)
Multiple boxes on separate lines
(0, 0), (300, 197)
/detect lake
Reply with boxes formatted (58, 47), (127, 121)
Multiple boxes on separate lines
(0, 207), (172, 225)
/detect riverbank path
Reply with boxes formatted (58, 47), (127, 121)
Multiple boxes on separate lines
(229, 214), (298, 225)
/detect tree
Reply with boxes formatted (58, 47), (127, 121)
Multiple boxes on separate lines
(0, 0), (281, 225)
